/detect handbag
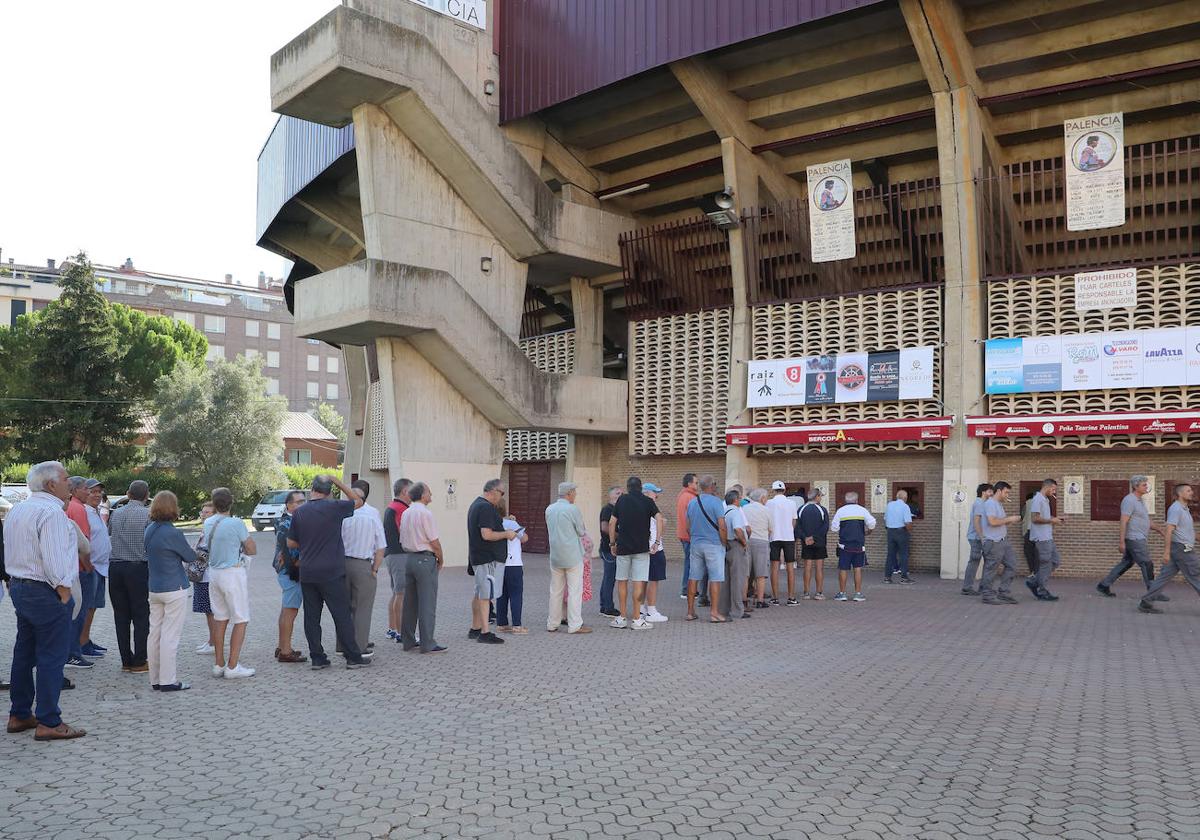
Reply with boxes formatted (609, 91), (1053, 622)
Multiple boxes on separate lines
(185, 529), (209, 584)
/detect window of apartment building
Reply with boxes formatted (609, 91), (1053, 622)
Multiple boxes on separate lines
(326, 356), (339, 374)
(267, 322), (281, 340)
(206, 344), (224, 363)
(307, 354), (319, 372)
(265, 378), (280, 396)
(9, 299), (26, 326)
(204, 314), (225, 334)
(245, 319), (260, 337)
(326, 383), (338, 400)
(307, 382), (319, 399)
(266, 350), (280, 368)
(173, 311), (195, 328)
(243, 348), (260, 362)
(288, 449), (313, 466)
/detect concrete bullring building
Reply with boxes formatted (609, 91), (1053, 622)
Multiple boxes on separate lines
(256, 0), (1200, 573)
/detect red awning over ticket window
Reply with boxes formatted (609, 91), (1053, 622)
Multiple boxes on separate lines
(965, 411), (1200, 438)
(726, 417), (954, 446)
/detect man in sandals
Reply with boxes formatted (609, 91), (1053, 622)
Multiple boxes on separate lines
(5, 461), (87, 741)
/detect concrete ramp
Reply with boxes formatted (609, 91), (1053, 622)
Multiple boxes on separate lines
(292, 259), (627, 435)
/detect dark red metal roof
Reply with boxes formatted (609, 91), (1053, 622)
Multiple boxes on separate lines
(498, 0), (887, 123)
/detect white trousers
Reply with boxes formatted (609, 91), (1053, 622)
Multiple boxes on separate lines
(148, 589), (189, 686)
(546, 564), (583, 632)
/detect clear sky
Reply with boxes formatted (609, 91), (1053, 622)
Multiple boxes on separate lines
(0, 1), (338, 286)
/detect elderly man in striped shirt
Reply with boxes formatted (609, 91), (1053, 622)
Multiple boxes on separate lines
(4, 461), (88, 741)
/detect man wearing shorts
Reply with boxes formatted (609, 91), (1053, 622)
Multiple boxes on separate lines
(641, 483), (668, 623)
(686, 475), (728, 622)
(382, 478), (412, 642)
(765, 481), (798, 605)
(608, 476), (659, 630)
(830, 491), (875, 602)
(743, 488), (772, 608)
(798, 488), (829, 600)
(466, 479), (513, 645)
(272, 491), (307, 663)
(204, 487), (258, 678)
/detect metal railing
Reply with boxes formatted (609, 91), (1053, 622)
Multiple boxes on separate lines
(980, 135), (1200, 280)
(618, 216), (734, 320)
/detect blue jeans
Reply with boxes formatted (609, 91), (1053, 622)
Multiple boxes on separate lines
(9, 579), (73, 728)
(599, 549), (616, 611)
(496, 565), (525, 626)
(69, 570), (99, 657)
(679, 541), (691, 596)
(885, 529), (910, 578)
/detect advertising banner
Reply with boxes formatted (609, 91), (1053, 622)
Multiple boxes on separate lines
(806, 159), (856, 263)
(1075, 267), (1137, 311)
(1064, 111), (1125, 231)
(984, 329), (1200, 394)
(727, 417), (954, 447)
(966, 411), (1200, 438)
(747, 346), (936, 408)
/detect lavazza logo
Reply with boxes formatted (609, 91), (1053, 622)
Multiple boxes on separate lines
(1145, 346), (1183, 359)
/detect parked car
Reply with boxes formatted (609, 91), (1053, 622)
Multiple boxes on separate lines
(1, 484), (30, 505)
(251, 489), (312, 531)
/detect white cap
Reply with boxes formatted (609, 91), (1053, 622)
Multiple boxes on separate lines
(771, 480), (786, 490)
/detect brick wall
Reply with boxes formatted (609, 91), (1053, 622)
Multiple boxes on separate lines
(986, 450), (1199, 581)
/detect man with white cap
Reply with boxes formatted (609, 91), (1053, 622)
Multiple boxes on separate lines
(765, 481), (799, 606)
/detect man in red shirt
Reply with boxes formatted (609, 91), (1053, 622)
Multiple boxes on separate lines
(676, 473), (704, 602)
(382, 478), (412, 642)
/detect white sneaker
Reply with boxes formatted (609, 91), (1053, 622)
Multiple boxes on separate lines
(211, 664), (225, 678)
(609, 616), (628, 629)
(223, 664), (256, 679)
(645, 607), (669, 623)
(631, 618), (653, 630)
(196, 642), (215, 655)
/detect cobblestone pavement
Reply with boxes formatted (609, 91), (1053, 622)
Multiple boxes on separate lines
(2, 532), (1198, 839)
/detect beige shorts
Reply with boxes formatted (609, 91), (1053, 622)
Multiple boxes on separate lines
(209, 566), (250, 624)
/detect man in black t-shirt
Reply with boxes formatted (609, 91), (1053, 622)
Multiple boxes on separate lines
(466, 479), (515, 645)
(598, 486), (621, 617)
(607, 476), (660, 630)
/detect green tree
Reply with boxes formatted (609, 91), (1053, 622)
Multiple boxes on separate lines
(110, 306), (208, 396)
(151, 356), (287, 504)
(312, 401), (347, 454)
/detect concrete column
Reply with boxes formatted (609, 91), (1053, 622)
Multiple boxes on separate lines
(567, 276), (606, 553)
(720, 136), (760, 492)
(934, 87), (989, 579)
(341, 344), (378, 491)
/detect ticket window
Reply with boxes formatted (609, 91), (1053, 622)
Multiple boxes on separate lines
(892, 481), (926, 520)
(1020, 481), (1057, 518)
(834, 482), (866, 510)
(784, 483), (808, 502)
(1164, 480), (1200, 519)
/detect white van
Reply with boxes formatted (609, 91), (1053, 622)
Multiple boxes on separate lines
(251, 489), (311, 531)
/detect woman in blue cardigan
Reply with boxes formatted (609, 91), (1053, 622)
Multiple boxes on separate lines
(144, 491), (197, 692)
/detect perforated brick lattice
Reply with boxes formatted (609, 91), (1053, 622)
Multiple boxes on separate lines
(987, 263), (1200, 450)
(749, 286), (943, 453)
(367, 380), (388, 471)
(632, 309), (731, 456)
(504, 330), (575, 462)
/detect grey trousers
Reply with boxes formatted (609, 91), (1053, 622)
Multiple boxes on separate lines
(1100, 538), (1154, 588)
(400, 553), (440, 651)
(979, 538), (1017, 597)
(719, 541), (750, 618)
(344, 556), (377, 652)
(1032, 540), (1061, 591)
(1141, 542), (1200, 603)
(963, 539), (983, 589)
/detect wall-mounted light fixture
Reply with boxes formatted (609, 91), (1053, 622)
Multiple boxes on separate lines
(483, 79), (496, 96)
(480, 256), (493, 273)
(697, 187), (738, 229)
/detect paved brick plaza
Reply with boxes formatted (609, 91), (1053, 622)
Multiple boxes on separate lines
(2, 539), (1198, 840)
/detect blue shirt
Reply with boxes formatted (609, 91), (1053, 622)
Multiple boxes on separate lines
(967, 499), (986, 541)
(981, 498), (1009, 541)
(144, 521), (194, 593)
(203, 514), (250, 570)
(687, 494), (726, 546)
(884, 499), (913, 529)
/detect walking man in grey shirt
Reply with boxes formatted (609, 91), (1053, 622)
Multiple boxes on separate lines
(1138, 484), (1200, 614)
(1024, 479), (1064, 602)
(962, 483), (992, 596)
(1097, 475), (1167, 600)
(978, 481), (1022, 605)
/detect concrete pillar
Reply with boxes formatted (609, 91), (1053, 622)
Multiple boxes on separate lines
(720, 136), (760, 492)
(934, 87), (989, 579)
(566, 276), (605, 552)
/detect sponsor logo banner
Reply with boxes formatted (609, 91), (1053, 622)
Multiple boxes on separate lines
(726, 417), (953, 446)
(1064, 111), (1124, 231)
(747, 346), (936, 408)
(966, 411), (1200, 438)
(806, 159), (856, 263)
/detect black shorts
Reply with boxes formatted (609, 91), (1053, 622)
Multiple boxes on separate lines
(800, 543), (828, 560)
(768, 540), (796, 564)
(649, 550), (667, 582)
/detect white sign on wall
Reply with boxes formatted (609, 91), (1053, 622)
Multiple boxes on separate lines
(1075, 267), (1137, 311)
(1064, 111), (1125, 231)
(747, 346), (935, 408)
(1063, 476), (1084, 515)
(407, 0), (486, 30)
(870, 478), (889, 513)
(806, 159), (856, 262)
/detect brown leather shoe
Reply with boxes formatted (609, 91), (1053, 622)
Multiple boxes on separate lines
(125, 663), (150, 674)
(275, 650), (308, 663)
(7, 716), (37, 734)
(34, 722), (87, 741)
(568, 625), (594, 634)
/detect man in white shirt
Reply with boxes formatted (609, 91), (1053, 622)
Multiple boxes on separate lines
(765, 481), (799, 606)
(341, 480), (387, 658)
(722, 490), (751, 619)
(79, 479), (112, 659)
(4, 461), (88, 741)
(743, 489), (772, 609)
